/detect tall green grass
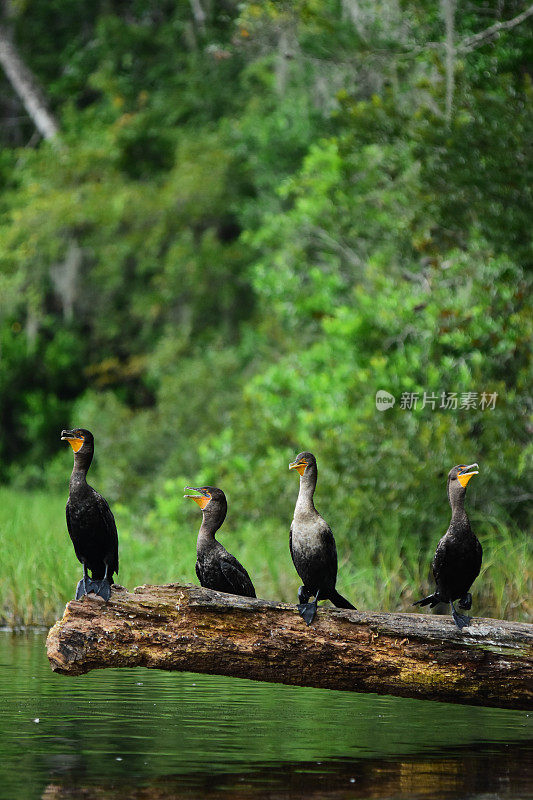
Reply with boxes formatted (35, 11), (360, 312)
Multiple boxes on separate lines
(0, 487), (530, 626)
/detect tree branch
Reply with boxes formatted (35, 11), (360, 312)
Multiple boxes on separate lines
(0, 24), (59, 141)
(458, 4), (533, 53)
(292, 5), (533, 63)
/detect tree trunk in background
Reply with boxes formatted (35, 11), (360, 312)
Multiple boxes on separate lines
(0, 24), (76, 340)
(189, 0), (206, 31)
(50, 240), (83, 321)
(47, 583), (533, 710)
(0, 23), (59, 140)
(441, 0), (456, 124)
(276, 27), (290, 96)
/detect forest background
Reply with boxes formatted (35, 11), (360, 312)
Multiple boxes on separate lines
(0, 0), (531, 625)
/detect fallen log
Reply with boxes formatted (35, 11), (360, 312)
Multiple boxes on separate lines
(46, 583), (533, 710)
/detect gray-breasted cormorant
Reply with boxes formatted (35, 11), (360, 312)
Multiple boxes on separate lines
(184, 486), (256, 598)
(289, 452), (355, 625)
(414, 463), (482, 630)
(61, 428), (119, 601)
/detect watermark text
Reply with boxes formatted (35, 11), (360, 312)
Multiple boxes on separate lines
(376, 391), (498, 411)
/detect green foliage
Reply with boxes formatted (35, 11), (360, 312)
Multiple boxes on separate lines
(0, 1), (531, 622)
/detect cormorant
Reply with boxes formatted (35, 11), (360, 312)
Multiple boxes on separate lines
(61, 428), (119, 601)
(414, 463), (482, 630)
(184, 486), (256, 598)
(289, 452), (356, 625)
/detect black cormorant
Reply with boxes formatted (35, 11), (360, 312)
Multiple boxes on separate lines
(289, 452), (355, 625)
(61, 428), (119, 601)
(414, 463), (482, 630)
(184, 486), (256, 598)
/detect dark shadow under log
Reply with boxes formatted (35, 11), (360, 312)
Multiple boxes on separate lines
(46, 583), (533, 710)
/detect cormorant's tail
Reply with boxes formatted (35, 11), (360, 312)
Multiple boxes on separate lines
(328, 590), (356, 610)
(413, 593), (441, 609)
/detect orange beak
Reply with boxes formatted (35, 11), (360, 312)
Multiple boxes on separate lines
(61, 436), (84, 453)
(289, 460), (307, 477)
(457, 463), (479, 488)
(184, 488), (211, 510)
(191, 496), (209, 509)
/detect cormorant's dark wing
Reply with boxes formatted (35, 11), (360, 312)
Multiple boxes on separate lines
(65, 500), (83, 565)
(317, 522), (354, 608)
(94, 492), (119, 575)
(431, 534), (448, 582)
(195, 561), (204, 586)
(432, 529), (482, 601)
(65, 500), (73, 540)
(220, 555), (256, 598)
(473, 537), (483, 579)
(319, 521), (338, 586)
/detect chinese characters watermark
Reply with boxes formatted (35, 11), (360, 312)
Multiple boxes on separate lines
(375, 390), (498, 412)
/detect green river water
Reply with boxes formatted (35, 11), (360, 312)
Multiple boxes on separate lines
(0, 631), (531, 800)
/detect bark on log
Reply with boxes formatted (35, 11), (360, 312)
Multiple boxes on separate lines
(46, 583), (533, 710)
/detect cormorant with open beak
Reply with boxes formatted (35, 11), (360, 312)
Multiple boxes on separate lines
(61, 428), (119, 601)
(184, 486), (256, 598)
(414, 463), (482, 630)
(289, 452), (356, 625)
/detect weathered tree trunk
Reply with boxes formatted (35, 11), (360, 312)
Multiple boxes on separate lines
(46, 583), (533, 710)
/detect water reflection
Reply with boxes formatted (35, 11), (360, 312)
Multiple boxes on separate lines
(42, 743), (533, 800)
(0, 632), (531, 800)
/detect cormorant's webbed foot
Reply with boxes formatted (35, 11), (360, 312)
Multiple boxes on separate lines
(95, 579), (112, 602)
(93, 564), (112, 601)
(450, 602), (471, 630)
(75, 576), (101, 599)
(75, 577), (86, 600)
(75, 565), (90, 599)
(298, 600), (318, 626)
(458, 593), (472, 611)
(75, 564), (112, 601)
(298, 589), (320, 626)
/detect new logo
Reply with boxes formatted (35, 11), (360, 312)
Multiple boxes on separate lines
(375, 390), (395, 410)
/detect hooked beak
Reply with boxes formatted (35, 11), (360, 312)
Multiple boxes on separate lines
(184, 486), (211, 510)
(289, 460), (307, 477)
(61, 429), (84, 453)
(457, 463), (479, 488)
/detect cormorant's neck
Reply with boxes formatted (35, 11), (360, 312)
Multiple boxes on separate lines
(295, 464), (317, 514)
(69, 450), (93, 488)
(198, 510), (225, 542)
(449, 492), (469, 526)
